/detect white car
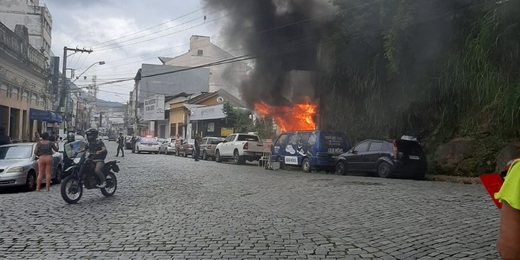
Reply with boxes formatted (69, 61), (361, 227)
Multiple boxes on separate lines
(135, 137), (160, 154)
(159, 138), (176, 154)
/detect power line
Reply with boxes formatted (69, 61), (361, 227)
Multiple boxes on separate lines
(91, 7), (205, 48)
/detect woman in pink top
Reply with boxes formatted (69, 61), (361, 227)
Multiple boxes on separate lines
(33, 132), (58, 191)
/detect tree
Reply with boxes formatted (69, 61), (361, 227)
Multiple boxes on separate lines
(222, 102), (253, 133)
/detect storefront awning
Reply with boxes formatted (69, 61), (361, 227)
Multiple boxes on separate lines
(29, 108), (62, 123)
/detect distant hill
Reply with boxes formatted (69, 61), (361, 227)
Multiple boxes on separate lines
(96, 99), (125, 108)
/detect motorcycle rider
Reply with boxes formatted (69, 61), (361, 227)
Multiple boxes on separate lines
(62, 132), (76, 170)
(85, 128), (107, 188)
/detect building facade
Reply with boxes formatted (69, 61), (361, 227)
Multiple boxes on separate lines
(0, 22), (55, 141)
(0, 0), (53, 58)
(161, 35), (249, 99)
(168, 89), (245, 140)
(132, 64), (210, 137)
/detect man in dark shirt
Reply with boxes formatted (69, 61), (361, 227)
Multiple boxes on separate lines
(0, 127), (12, 146)
(115, 132), (124, 157)
(85, 128), (107, 188)
(49, 131), (57, 141)
(194, 134), (201, 161)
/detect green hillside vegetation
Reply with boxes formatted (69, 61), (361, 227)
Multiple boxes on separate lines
(319, 0), (520, 176)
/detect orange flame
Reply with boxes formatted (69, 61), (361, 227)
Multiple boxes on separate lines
(254, 97), (317, 133)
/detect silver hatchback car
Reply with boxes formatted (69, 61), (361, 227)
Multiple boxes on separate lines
(0, 143), (63, 191)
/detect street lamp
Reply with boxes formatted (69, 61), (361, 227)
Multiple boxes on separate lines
(72, 61), (105, 83)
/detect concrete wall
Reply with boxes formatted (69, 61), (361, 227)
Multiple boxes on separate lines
(137, 64), (210, 103)
(0, 0), (52, 56)
(165, 36), (248, 99)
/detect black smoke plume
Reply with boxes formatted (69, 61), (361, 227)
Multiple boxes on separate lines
(202, 0), (337, 108)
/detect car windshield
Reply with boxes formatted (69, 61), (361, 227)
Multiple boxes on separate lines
(0, 146), (33, 159)
(64, 141), (88, 159)
(140, 138), (158, 145)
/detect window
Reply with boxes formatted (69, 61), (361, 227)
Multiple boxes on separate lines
(177, 123), (184, 138)
(237, 135), (259, 142)
(225, 135), (235, 142)
(382, 141), (393, 152)
(275, 134), (288, 145)
(201, 137), (208, 144)
(170, 123), (176, 137)
(368, 141), (383, 151)
(197, 50), (203, 56)
(300, 132), (310, 145)
(210, 138), (223, 145)
(288, 133), (298, 145)
(354, 141), (370, 152)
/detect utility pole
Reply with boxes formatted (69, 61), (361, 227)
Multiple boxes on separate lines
(57, 46), (93, 133)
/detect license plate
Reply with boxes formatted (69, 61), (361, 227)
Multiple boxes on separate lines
(409, 155), (420, 160)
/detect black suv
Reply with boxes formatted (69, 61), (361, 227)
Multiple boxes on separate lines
(335, 138), (427, 179)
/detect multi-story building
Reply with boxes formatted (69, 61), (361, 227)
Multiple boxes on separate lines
(160, 35), (249, 99)
(0, 0), (53, 58)
(132, 64), (210, 137)
(0, 22), (54, 141)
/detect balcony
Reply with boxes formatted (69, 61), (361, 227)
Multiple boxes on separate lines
(0, 22), (47, 74)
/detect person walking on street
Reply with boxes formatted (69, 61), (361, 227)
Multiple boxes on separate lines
(33, 132), (58, 191)
(0, 127), (12, 145)
(116, 132), (125, 157)
(194, 134), (201, 161)
(131, 135), (137, 153)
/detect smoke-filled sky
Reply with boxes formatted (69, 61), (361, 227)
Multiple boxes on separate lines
(202, 0), (337, 108)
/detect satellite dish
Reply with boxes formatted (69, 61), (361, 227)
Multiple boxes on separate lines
(216, 96), (224, 103)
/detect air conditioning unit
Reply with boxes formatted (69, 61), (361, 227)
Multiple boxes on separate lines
(216, 96), (224, 103)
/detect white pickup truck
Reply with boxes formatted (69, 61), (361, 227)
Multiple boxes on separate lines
(215, 133), (265, 164)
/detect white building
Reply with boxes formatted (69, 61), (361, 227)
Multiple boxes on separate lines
(160, 35), (249, 99)
(0, 0), (52, 58)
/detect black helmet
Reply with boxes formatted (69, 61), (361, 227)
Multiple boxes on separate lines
(85, 128), (99, 142)
(66, 132), (75, 142)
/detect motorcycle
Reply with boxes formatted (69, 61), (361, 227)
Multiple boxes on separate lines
(60, 140), (120, 204)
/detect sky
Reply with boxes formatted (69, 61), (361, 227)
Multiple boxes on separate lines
(41, 0), (223, 103)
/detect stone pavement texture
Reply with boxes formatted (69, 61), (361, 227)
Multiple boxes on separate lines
(0, 142), (501, 259)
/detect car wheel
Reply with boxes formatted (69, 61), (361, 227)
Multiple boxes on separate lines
(302, 158), (311, 172)
(215, 150), (222, 163)
(335, 161), (347, 175)
(52, 166), (63, 184)
(378, 161), (392, 178)
(25, 171), (36, 191)
(202, 151), (208, 160)
(137, 147), (141, 154)
(233, 150), (245, 165)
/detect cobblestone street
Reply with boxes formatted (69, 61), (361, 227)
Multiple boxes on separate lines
(0, 142), (500, 259)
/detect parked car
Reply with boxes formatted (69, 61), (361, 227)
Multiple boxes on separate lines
(0, 143), (63, 191)
(215, 133), (265, 164)
(159, 138), (176, 155)
(125, 136), (134, 150)
(335, 138), (427, 179)
(178, 139), (195, 157)
(107, 133), (117, 142)
(271, 130), (351, 172)
(135, 137), (160, 154)
(199, 137), (224, 160)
